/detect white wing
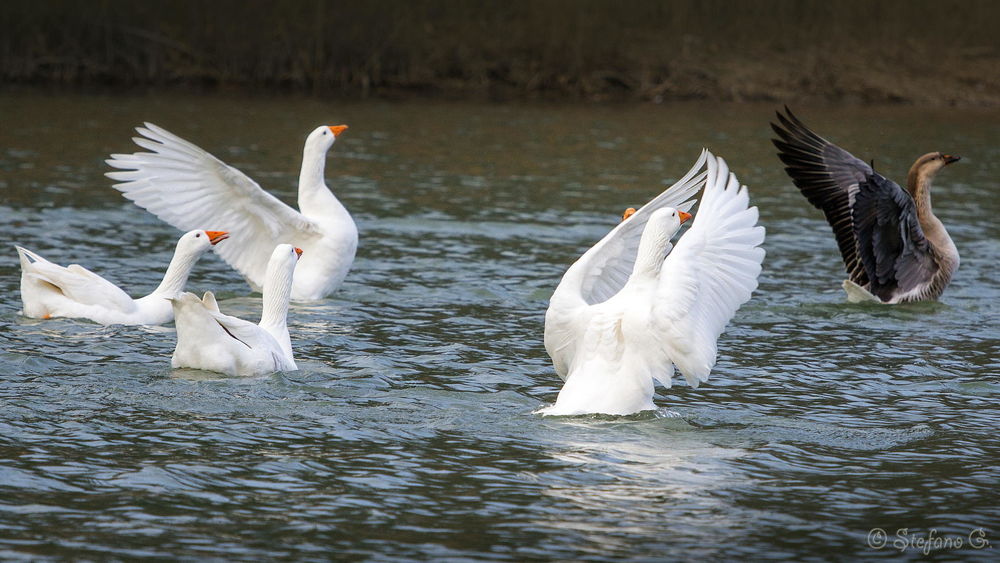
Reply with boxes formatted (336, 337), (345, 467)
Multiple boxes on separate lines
(654, 154), (765, 387)
(172, 292), (283, 358)
(544, 150), (709, 379)
(16, 246), (136, 313)
(199, 303), (290, 372)
(105, 123), (322, 289)
(200, 290), (221, 312)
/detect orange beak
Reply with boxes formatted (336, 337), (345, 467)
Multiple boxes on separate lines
(621, 207), (637, 222)
(678, 211), (693, 224)
(205, 231), (229, 245)
(294, 247), (303, 258)
(328, 125), (348, 137)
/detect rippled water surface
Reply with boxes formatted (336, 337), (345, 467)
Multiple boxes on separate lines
(1, 94), (998, 560)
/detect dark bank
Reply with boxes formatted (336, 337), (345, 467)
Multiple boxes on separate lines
(2, 0), (998, 106)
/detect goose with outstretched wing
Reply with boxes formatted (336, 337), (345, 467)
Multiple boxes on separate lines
(771, 107), (960, 303)
(107, 124), (356, 302)
(541, 152), (764, 416)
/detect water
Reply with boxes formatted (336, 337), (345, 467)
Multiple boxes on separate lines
(1, 94), (998, 560)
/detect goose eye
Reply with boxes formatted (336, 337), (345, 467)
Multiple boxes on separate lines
(195, 233), (201, 238)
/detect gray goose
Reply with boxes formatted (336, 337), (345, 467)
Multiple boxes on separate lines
(771, 108), (960, 303)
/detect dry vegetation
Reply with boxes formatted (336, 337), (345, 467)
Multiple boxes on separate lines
(1, 0), (998, 106)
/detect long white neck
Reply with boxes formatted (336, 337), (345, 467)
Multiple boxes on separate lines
(297, 143), (350, 221)
(259, 264), (294, 358)
(630, 226), (674, 282)
(151, 247), (200, 297)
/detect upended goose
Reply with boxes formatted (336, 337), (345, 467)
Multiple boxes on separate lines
(16, 230), (228, 325)
(106, 123), (357, 301)
(541, 152), (765, 416)
(771, 108), (960, 303)
(170, 244), (300, 377)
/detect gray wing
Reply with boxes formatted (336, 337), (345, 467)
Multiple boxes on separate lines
(771, 107), (873, 285)
(852, 174), (938, 301)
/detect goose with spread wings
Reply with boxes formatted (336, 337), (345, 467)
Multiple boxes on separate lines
(541, 152), (765, 416)
(771, 108), (960, 303)
(106, 124), (357, 302)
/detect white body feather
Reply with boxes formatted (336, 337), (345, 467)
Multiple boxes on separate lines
(15, 230), (221, 325)
(541, 152), (765, 416)
(170, 244), (300, 377)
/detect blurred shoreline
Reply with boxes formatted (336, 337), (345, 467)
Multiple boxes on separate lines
(2, 1), (998, 108)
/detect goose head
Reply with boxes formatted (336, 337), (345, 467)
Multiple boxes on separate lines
(907, 152), (960, 196)
(645, 207), (693, 239)
(264, 244), (303, 287)
(913, 151), (961, 175)
(152, 230), (228, 297)
(176, 229), (229, 256)
(305, 124), (348, 154)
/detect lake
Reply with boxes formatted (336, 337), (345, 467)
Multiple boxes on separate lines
(1, 93), (998, 560)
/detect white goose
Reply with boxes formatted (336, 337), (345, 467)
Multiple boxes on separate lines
(15, 230), (228, 325)
(170, 244), (300, 377)
(105, 123), (357, 301)
(541, 152), (765, 416)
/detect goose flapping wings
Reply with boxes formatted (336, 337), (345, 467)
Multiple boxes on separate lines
(544, 149), (709, 380)
(107, 123), (357, 301)
(771, 107), (959, 303)
(542, 152), (765, 416)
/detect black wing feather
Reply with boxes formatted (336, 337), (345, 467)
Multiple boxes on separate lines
(853, 174), (938, 301)
(771, 107), (873, 284)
